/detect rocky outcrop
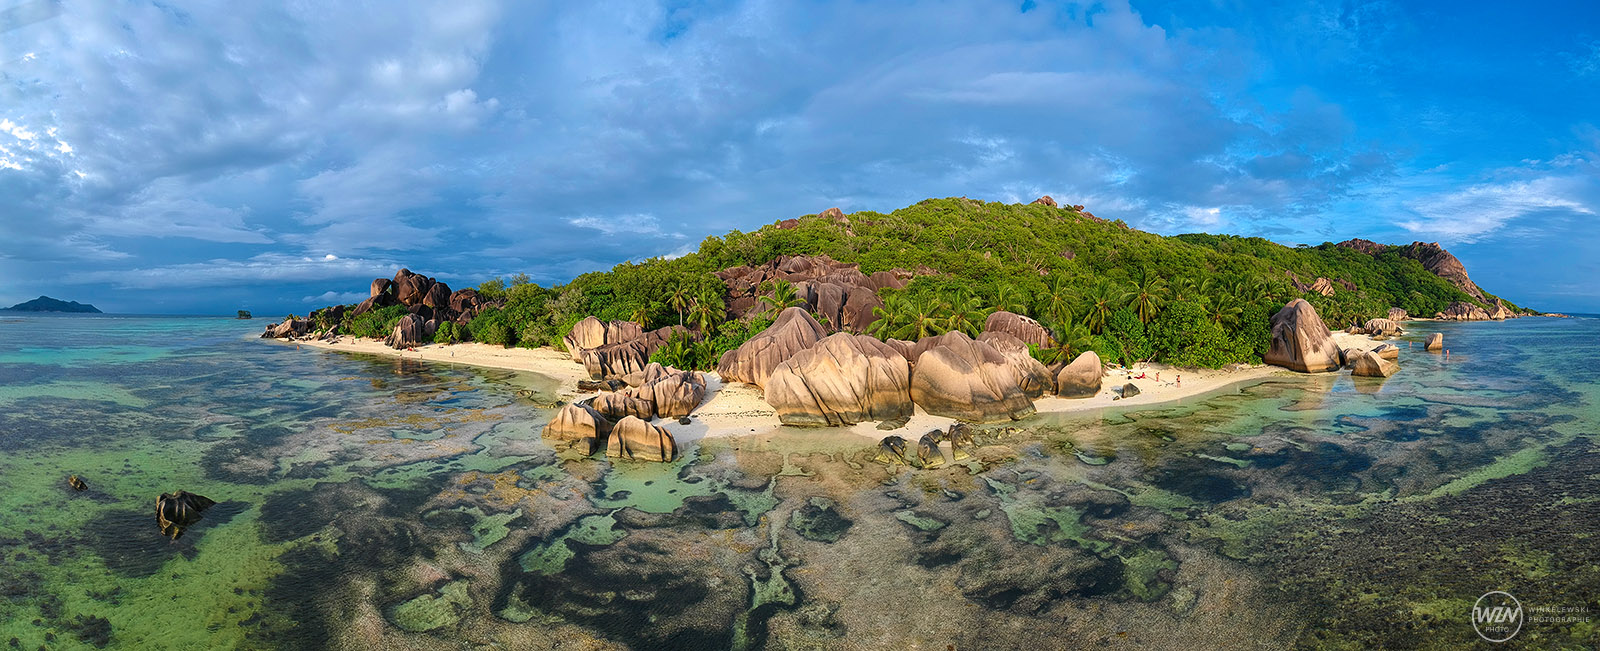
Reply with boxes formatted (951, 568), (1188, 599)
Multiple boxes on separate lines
(1435, 302), (1490, 321)
(764, 333), (913, 426)
(371, 278), (394, 298)
(1487, 299), (1513, 321)
(590, 392), (654, 421)
(716, 307), (827, 388)
(542, 403), (614, 454)
(641, 367), (707, 418)
(976, 331), (1052, 399)
(607, 416), (677, 462)
(1350, 351), (1399, 378)
(1426, 333), (1443, 351)
(383, 314), (427, 349)
(1308, 277), (1336, 297)
(569, 321), (687, 380)
(1363, 318), (1403, 336)
(261, 318), (310, 339)
(1054, 351), (1103, 398)
(563, 317), (645, 361)
(1397, 242), (1486, 302)
(1031, 196), (1058, 208)
(908, 331), (1036, 423)
(1335, 238), (1387, 255)
(714, 255), (926, 331)
(1387, 307), (1409, 322)
(983, 311), (1053, 348)
(1371, 343), (1400, 360)
(1263, 299), (1342, 373)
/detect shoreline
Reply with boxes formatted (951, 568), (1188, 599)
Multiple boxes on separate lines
(284, 336), (1294, 442)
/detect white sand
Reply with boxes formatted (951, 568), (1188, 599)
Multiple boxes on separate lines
(286, 335), (1287, 441)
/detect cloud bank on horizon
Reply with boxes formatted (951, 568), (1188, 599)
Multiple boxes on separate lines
(0, 0), (1596, 313)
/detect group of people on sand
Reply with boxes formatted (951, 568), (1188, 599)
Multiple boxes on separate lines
(1118, 364), (1179, 388)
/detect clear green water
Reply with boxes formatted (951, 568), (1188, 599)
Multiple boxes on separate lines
(0, 314), (1595, 649)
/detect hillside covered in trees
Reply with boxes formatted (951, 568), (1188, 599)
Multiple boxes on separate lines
(294, 197), (1531, 370)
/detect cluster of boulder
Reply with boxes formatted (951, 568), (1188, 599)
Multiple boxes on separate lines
(1285, 271), (1352, 297)
(260, 268), (503, 348)
(719, 307), (1102, 425)
(541, 362), (705, 461)
(1435, 299), (1518, 321)
(713, 255), (928, 333)
(1264, 298), (1431, 380)
(562, 316), (689, 380)
(1348, 317), (1404, 338)
(875, 423), (977, 468)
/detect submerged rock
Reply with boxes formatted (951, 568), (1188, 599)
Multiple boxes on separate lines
(607, 416), (678, 462)
(875, 436), (908, 466)
(1263, 299), (1342, 373)
(156, 491), (216, 540)
(915, 433), (945, 469)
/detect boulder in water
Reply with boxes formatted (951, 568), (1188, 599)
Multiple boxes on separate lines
(68, 475), (87, 491)
(542, 403), (614, 455)
(1350, 351), (1399, 378)
(156, 491), (216, 540)
(1425, 333), (1443, 351)
(606, 416), (677, 462)
(875, 436), (908, 466)
(947, 423), (975, 461)
(589, 392), (654, 421)
(915, 433), (944, 469)
(1372, 343), (1400, 360)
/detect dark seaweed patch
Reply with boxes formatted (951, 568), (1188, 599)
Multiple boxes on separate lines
(85, 501), (248, 578)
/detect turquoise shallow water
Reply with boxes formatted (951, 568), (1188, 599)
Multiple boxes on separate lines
(0, 314), (1595, 649)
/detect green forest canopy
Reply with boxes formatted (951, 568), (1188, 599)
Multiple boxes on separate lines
(331, 197), (1526, 370)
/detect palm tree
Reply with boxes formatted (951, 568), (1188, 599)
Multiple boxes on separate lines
(987, 284), (1029, 315)
(893, 294), (949, 341)
(1205, 292), (1244, 329)
(688, 288), (725, 335)
(1167, 276), (1199, 303)
(1037, 276), (1076, 326)
(944, 291), (988, 337)
(668, 286), (691, 326)
(1127, 274), (1168, 324)
(1035, 320), (1095, 365)
(1081, 281), (1125, 335)
(758, 279), (807, 319)
(867, 293), (910, 340)
(629, 305), (650, 327)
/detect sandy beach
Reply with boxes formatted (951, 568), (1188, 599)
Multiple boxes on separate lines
(286, 335), (1306, 442)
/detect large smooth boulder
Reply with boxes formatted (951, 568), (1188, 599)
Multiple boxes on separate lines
(385, 314), (428, 349)
(1425, 333), (1443, 351)
(642, 368), (707, 418)
(543, 403), (613, 455)
(716, 307), (827, 388)
(422, 281), (452, 310)
(370, 278), (394, 298)
(350, 293), (394, 318)
(764, 333), (913, 426)
(394, 269), (433, 306)
(908, 332), (1036, 423)
(562, 317), (646, 361)
(1054, 351), (1103, 398)
(1488, 299), (1512, 320)
(1363, 318), (1402, 336)
(1372, 343), (1400, 360)
(976, 331), (1052, 399)
(1308, 277), (1336, 297)
(1387, 307), (1409, 322)
(607, 416), (677, 462)
(448, 288), (483, 315)
(1350, 351), (1399, 378)
(795, 281), (881, 333)
(983, 311), (1053, 348)
(1263, 299), (1342, 373)
(590, 392), (654, 421)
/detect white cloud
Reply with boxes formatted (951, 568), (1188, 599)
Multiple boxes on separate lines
(303, 290), (369, 304)
(1398, 176), (1595, 242)
(64, 253), (399, 290)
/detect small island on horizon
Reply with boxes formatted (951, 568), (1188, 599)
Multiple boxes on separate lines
(2, 295), (102, 313)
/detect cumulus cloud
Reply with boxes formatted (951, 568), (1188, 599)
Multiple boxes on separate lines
(65, 253), (400, 290)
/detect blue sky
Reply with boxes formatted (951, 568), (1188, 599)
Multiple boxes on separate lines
(0, 0), (1596, 314)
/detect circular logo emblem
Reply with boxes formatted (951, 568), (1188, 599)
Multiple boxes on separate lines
(1472, 591), (1524, 643)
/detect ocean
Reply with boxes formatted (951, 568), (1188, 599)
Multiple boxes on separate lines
(0, 313), (1594, 649)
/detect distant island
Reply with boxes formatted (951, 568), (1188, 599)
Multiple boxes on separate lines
(3, 296), (102, 313)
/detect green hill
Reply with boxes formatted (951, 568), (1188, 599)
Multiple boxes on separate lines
(322, 197), (1527, 369)
(3, 296), (102, 313)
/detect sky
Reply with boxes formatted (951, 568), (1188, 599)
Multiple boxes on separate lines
(0, 0), (1597, 315)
